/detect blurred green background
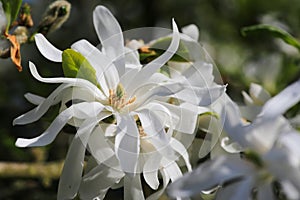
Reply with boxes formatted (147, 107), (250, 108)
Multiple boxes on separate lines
(1, 0), (300, 199)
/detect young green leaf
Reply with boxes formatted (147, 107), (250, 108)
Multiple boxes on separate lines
(1, 0), (22, 32)
(62, 49), (99, 87)
(241, 24), (300, 52)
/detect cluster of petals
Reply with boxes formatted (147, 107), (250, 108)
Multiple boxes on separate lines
(14, 5), (226, 200)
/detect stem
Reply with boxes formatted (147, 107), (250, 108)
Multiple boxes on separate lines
(0, 161), (64, 179)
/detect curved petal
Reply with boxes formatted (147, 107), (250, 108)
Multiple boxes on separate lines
(34, 34), (62, 62)
(57, 118), (100, 200)
(71, 39), (119, 94)
(181, 24), (199, 41)
(170, 138), (192, 171)
(24, 93), (45, 105)
(13, 84), (73, 125)
(259, 79), (300, 119)
(28, 62), (106, 100)
(88, 126), (115, 164)
(137, 109), (175, 158)
(143, 153), (162, 190)
(167, 156), (254, 198)
(15, 102), (104, 147)
(79, 157), (125, 200)
(124, 174), (145, 200)
(133, 82), (184, 109)
(125, 19), (180, 95)
(146, 169), (170, 200)
(174, 85), (226, 106)
(115, 114), (140, 173)
(93, 6), (125, 76)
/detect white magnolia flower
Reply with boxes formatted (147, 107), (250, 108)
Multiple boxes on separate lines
(13, 5), (225, 200)
(168, 79), (300, 199)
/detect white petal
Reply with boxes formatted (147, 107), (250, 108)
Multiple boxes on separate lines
(34, 33), (62, 62)
(137, 110), (175, 159)
(28, 62), (106, 99)
(125, 19), (180, 95)
(13, 84), (72, 125)
(71, 39), (119, 94)
(162, 159), (182, 182)
(88, 126), (115, 164)
(259, 79), (300, 119)
(215, 177), (254, 200)
(133, 82), (184, 108)
(79, 157), (125, 200)
(249, 83), (271, 104)
(115, 114), (140, 173)
(124, 174), (145, 200)
(281, 180), (300, 200)
(167, 156), (254, 198)
(143, 154), (162, 190)
(24, 93), (45, 105)
(181, 24), (199, 41)
(147, 169), (170, 200)
(175, 85), (226, 106)
(170, 138), (192, 171)
(57, 118), (99, 200)
(93, 6), (125, 76)
(15, 102), (104, 147)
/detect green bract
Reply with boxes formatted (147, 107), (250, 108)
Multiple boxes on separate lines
(0, 0), (22, 32)
(62, 49), (99, 87)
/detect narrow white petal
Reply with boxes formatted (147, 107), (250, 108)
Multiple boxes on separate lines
(35, 33), (62, 62)
(15, 102), (104, 147)
(137, 109), (176, 160)
(134, 82), (184, 108)
(24, 93), (45, 105)
(162, 159), (182, 182)
(79, 157), (125, 200)
(93, 6), (125, 76)
(143, 154), (162, 190)
(175, 85), (226, 106)
(125, 19), (180, 94)
(28, 62), (106, 100)
(88, 126), (115, 164)
(13, 84), (72, 125)
(71, 39), (119, 93)
(170, 138), (192, 171)
(259, 79), (300, 119)
(181, 24), (199, 41)
(167, 156), (254, 198)
(124, 174), (145, 200)
(115, 114), (140, 173)
(57, 118), (99, 200)
(249, 83), (271, 104)
(146, 169), (170, 200)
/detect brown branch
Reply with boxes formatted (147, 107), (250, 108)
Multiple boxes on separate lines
(0, 161), (64, 179)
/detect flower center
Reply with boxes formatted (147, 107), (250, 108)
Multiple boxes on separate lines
(109, 84), (136, 110)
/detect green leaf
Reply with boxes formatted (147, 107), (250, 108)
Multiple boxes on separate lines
(241, 24), (300, 51)
(62, 49), (99, 87)
(1, 0), (22, 32)
(139, 37), (190, 64)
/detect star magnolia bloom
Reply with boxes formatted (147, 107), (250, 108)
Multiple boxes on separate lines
(168, 79), (300, 200)
(13, 5), (225, 200)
